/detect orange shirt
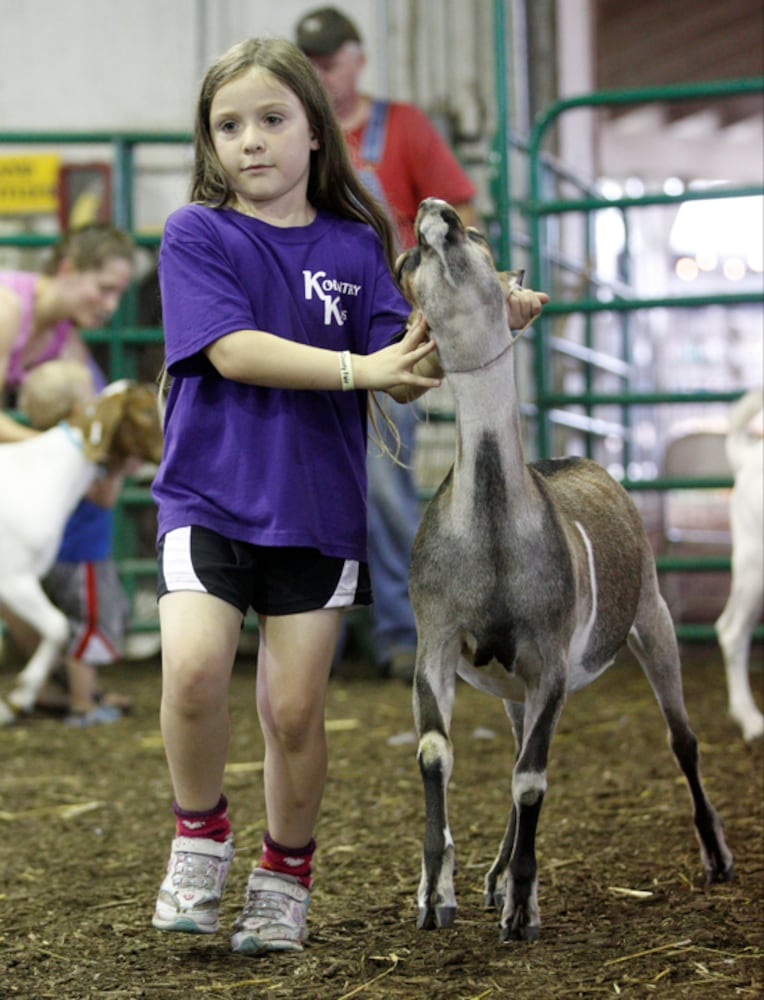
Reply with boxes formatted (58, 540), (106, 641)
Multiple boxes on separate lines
(344, 101), (476, 251)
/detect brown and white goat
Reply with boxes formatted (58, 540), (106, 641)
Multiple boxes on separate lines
(0, 379), (163, 724)
(395, 198), (733, 943)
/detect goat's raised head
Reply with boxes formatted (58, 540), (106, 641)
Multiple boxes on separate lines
(77, 381), (164, 465)
(395, 198), (523, 373)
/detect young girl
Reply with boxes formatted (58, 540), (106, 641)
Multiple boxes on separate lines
(151, 36), (546, 956)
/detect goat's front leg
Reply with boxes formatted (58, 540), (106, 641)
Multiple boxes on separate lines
(0, 576), (69, 720)
(500, 667), (566, 943)
(414, 634), (459, 929)
(629, 592), (734, 882)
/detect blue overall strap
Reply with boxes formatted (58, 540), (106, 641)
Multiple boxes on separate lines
(357, 99), (390, 207)
(360, 99), (389, 165)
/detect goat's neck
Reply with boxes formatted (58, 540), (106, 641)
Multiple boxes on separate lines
(52, 424), (97, 490)
(18, 426), (99, 539)
(448, 348), (533, 513)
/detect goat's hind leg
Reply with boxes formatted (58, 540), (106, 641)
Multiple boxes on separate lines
(0, 576), (69, 720)
(414, 638), (459, 929)
(629, 585), (734, 883)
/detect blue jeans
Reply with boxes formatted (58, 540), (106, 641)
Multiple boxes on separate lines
(366, 397), (420, 665)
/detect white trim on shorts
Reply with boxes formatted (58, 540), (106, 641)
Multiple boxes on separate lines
(162, 526), (207, 593)
(323, 559), (360, 609)
(159, 525), (369, 613)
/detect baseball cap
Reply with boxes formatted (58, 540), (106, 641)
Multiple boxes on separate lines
(295, 7), (362, 56)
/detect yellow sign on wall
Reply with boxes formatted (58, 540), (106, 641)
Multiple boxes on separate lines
(0, 154), (60, 214)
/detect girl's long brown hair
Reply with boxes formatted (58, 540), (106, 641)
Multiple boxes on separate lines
(191, 36), (398, 271)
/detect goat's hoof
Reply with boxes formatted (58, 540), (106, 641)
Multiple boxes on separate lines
(0, 699), (17, 727)
(499, 920), (539, 944)
(485, 887), (505, 911)
(707, 860), (735, 884)
(500, 903), (540, 943)
(744, 720), (764, 743)
(732, 710), (763, 744)
(7, 691), (34, 715)
(417, 904), (456, 930)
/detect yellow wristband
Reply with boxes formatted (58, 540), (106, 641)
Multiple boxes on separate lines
(339, 350), (354, 391)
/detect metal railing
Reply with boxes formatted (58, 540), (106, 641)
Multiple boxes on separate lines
(521, 78), (764, 639)
(0, 131), (190, 628)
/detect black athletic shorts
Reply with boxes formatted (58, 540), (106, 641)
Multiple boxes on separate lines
(157, 525), (372, 616)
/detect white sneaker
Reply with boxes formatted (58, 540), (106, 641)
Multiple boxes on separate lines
(231, 868), (310, 954)
(152, 835), (234, 934)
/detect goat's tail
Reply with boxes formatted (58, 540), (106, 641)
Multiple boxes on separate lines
(726, 387), (764, 474)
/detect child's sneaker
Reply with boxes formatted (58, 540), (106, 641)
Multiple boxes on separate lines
(152, 835), (234, 933)
(64, 704), (122, 727)
(231, 868), (310, 954)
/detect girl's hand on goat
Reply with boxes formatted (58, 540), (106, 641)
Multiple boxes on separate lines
(357, 311), (442, 398)
(507, 287), (550, 332)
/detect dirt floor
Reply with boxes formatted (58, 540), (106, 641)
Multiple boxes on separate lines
(0, 641), (762, 1000)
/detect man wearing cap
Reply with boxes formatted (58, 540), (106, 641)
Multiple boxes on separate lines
(295, 6), (477, 248)
(296, 6), (477, 681)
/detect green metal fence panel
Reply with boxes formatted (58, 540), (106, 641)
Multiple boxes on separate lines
(519, 77), (763, 640)
(3, 83), (763, 645)
(525, 78), (764, 457)
(0, 131), (192, 632)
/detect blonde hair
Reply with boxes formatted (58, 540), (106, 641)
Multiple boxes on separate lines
(17, 360), (95, 429)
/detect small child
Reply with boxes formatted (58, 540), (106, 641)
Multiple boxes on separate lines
(16, 358), (94, 428)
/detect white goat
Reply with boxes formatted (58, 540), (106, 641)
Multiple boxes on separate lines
(0, 380), (163, 724)
(396, 198), (734, 943)
(715, 387), (764, 742)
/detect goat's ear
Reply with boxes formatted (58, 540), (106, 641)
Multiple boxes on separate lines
(82, 391), (128, 463)
(395, 246), (420, 302)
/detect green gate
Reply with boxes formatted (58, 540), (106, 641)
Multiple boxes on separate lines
(2, 74), (762, 644)
(517, 78), (763, 640)
(0, 131), (189, 633)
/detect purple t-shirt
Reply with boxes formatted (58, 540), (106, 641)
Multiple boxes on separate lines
(152, 203), (410, 561)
